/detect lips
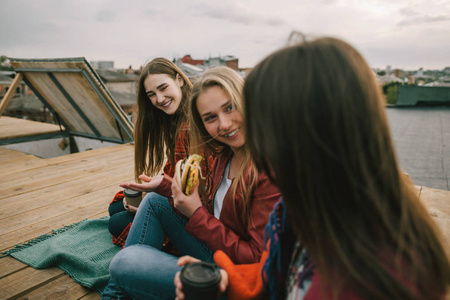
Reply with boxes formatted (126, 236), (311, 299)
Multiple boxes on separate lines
(223, 128), (239, 137)
(160, 100), (172, 108)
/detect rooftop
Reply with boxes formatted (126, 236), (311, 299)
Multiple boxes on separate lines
(0, 117), (134, 299)
(0, 114), (449, 298)
(95, 69), (138, 83)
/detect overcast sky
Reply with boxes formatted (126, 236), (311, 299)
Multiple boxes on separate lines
(1, 0), (449, 71)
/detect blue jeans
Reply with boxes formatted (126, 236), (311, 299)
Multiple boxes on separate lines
(102, 192), (214, 299)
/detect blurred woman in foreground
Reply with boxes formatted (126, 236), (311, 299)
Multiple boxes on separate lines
(175, 35), (450, 300)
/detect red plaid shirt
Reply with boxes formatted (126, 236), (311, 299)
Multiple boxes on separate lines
(155, 122), (214, 200)
(163, 123), (190, 178)
(111, 123), (214, 247)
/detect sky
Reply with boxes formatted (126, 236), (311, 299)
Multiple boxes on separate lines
(1, 0), (449, 71)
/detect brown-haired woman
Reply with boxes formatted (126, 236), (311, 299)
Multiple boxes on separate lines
(107, 57), (206, 244)
(175, 36), (450, 300)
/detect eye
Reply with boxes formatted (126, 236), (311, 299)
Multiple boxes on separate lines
(225, 104), (234, 112)
(147, 92), (155, 99)
(160, 85), (168, 91)
(203, 115), (216, 123)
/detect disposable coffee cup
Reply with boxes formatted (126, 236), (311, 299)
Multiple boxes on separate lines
(123, 188), (142, 207)
(180, 262), (221, 300)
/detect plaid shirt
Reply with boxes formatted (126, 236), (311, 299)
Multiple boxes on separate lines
(109, 191), (178, 253)
(109, 191), (130, 247)
(163, 123), (190, 178)
(155, 122), (214, 200)
(111, 123), (214, 247)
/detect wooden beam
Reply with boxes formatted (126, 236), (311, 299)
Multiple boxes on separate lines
(0, 73), (23, 116)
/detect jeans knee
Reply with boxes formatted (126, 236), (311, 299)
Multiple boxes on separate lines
(141, 193), (169, 215)
(109, 247), (142, 283)
(145, 192), (168, 206)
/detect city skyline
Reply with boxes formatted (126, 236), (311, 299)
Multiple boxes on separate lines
(1, 0), (449, 71)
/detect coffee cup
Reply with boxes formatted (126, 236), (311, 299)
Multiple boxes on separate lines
(123, 188), (142, 207)
(180, 262), (221, 300)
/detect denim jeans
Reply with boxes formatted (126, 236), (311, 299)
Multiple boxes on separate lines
(102, 192), (214, 299)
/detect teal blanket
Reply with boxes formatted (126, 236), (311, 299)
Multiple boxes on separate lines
(8, 217), (120, 295)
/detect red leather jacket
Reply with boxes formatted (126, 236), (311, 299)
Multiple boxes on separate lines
(185, 148), (281, 264)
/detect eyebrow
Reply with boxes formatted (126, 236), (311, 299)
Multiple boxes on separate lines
(200, 100), (232, 117)
(146, 83), (168, 95)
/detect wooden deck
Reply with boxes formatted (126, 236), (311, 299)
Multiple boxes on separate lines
(0, 118), (449, 299)
(0, 143), (134, 299)
(0, 116), (61, 141)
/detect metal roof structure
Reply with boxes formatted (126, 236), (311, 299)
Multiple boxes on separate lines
(1, 57), (134, 144)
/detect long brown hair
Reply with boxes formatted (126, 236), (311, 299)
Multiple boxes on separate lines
(189, 66), (258, 225)
(134, 58), (192, 181)
(244, 36), (450, 299)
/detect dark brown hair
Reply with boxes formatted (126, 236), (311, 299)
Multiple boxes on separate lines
(134, 57), (192, 181)
(244, 36), (450, 299)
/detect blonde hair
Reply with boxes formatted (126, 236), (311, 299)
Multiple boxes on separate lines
(190, 66), (258, 225)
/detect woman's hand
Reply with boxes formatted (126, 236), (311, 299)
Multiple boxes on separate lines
(120, 174), (163, 193)
(175, 256), (201, 300)
(174, 256), (229, 300)
(123, 197), (138, 214)
(171, 179), (202, 218)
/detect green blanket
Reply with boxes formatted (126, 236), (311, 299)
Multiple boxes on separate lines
(7, 217), (120, 295)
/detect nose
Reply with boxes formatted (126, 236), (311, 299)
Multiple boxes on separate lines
(156, 92), (165, 104)
(219, 115), (232, 131)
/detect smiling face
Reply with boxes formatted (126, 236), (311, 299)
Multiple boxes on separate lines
(144, 73), (184, 115)
(196, 85), (245, 152)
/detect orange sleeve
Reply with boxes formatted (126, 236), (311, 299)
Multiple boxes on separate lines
(214, 249), (269, 300)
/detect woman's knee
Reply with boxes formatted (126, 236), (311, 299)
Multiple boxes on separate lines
(110, 245), (180, 283)
(143, 192), (168, 206)
(109, 246), (146, 281)
(139, 192), (170, 215)
(109, 200), (125, 216)
(108, 211), (134, 237)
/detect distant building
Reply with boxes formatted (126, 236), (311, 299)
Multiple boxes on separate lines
(174, 60), (204, 80)
(3, 93), (53, 123)
(95, 69), (138, 123)
(90, 61), (114, 70)
(239, 67), (253, 78)
(95, 69), (138, 95)
(0, 73), (31, 99)
(223, 55), (239, 71)
(180, 55), (204, 66)
(416, 68), (424, 77)
(413, 68), (435, 85)
(109, 89), (138, 122)
(204, 55), (239, 71)
(1, 72), (52, 121)
(376, 74), (405, 85)
(176, 54), (241, 75)
(0, 73), (15, 98)
(123, 65), (136, 74)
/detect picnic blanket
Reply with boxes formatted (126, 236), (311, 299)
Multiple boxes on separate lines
(4, 216), (120, 295)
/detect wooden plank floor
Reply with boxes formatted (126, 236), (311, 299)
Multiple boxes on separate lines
(0, 144), (134, 299)
(0, 116), (61, 141)
(0, 140), (449, 299)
